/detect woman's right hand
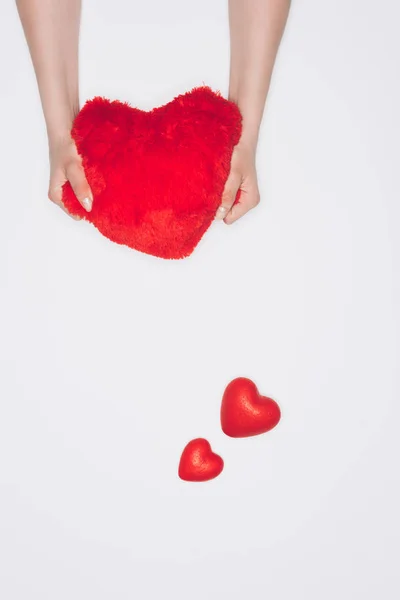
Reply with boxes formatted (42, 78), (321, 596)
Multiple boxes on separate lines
(16, 0), (91, 218)
(48, 134), (93, 220)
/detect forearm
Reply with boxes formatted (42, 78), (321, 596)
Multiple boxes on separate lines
(16, 0), (82, 146)
(228, 0), (291, 147)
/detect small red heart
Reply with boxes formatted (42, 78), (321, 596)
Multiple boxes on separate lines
(221, 377), (281, 438)
(62, 86), (242, 259)
(178, 438), (224, 482)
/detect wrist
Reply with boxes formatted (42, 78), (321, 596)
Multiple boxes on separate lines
(229, 97), (261, 151)
(234, 120), (259, 155)
(237, 127), (259, 152)
(47, 130), (74, 157)
(44, 99), (79, 149)
(47, 116), (77, 151)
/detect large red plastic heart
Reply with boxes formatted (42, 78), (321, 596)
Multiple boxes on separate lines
(62, 86), (242, 259)
(221, 378), (281, 438)
(178, 438), (224, 482)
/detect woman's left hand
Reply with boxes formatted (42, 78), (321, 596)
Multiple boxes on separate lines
(216, 141), (260, 224)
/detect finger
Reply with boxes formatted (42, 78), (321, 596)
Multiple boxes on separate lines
(224, 190), (260, 225)
(48, 181), (82, 221)
(216, 171), (242, 220)
(66, 161), (93, 212)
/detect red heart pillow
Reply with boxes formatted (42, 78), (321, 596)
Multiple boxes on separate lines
(62, 86), (242, 259)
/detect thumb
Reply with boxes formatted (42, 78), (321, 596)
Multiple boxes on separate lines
(216, 171), (241, 220)
(66, 161), (93, 212)
(48, 174), (82, 221)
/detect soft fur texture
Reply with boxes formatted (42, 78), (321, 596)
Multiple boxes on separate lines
(62, 86), (242, 259)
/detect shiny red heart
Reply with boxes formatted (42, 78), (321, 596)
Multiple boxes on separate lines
(221, 377), (281, 438)
(178, 438), (224, 482)
(62, 86), (242, 259)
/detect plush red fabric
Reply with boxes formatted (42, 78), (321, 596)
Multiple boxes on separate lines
(62, 86), (242, 259)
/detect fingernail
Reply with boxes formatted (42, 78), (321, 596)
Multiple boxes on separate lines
(82, 197), (92, 212)
(215, 206), (227, 219)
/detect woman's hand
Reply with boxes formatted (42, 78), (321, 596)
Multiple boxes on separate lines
(221, 0), (291, 224)
(16, 0), (90, 218)
(216, 141), (260, 224)
(48, 134), (93, 219)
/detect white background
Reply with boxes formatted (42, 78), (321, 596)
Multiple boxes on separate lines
(1, 1), (399, 598)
